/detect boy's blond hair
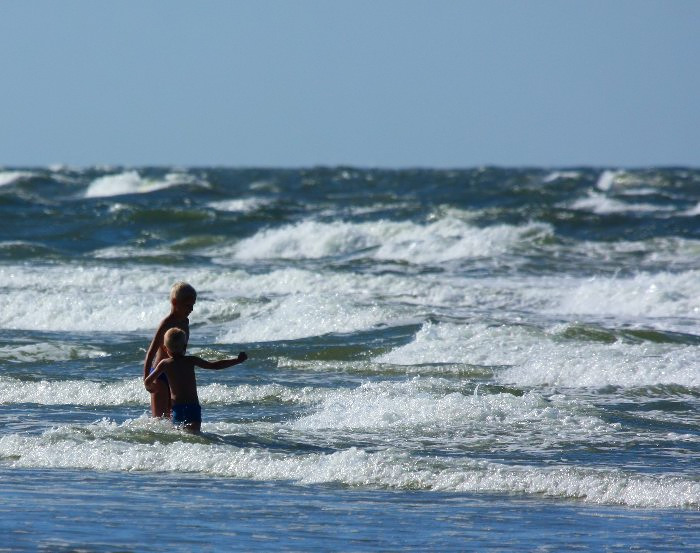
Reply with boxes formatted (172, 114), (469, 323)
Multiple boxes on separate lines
(164, 327), (187, 355)
(170, 281), (197, 302)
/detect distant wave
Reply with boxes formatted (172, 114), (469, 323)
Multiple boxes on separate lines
(207, 197), (272, 213)
(569, 191), (675, 215)
(220, 218), (553, 264)
(1, 263), (699, 337)
(84, 170), (209, 198)
(0, 171), (36, 187)
(375, 321), (700, 388)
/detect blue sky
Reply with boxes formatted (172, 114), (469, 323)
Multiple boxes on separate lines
(1, 0), (698, 168)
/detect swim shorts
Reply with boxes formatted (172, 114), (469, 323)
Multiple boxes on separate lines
(149, 366), (168, 385)
(171, 403), (202, 426)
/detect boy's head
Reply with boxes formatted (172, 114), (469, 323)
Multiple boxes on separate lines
(171, 282), (197, 302)
(164, 327), (187, 355)
(170, 282), (197, 315)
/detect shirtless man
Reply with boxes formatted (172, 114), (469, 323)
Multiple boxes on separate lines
(143, 282), (197, 418)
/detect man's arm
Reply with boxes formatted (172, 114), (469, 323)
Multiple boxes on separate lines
(192, 352), (247, 370)
(144, 359), (168, 391)
(143, 322), (167, 379)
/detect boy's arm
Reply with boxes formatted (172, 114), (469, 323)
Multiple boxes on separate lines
(143, 322), (167, 379)
(191, 352), (247, 370)
(144, 359), (167, 392)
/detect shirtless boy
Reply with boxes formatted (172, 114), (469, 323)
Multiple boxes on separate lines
(144, 327), (248, 432)
(144, 282), (197, 418)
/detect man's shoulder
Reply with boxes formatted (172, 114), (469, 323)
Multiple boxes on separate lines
(159, 314), (189, 329)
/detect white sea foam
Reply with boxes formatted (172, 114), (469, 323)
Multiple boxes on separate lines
(0, 266), (165, 332)
(498, 339), (700, 389)
(91, 245), (177, 260)
(218, 267), (436, 304)
(682, 202), (700, 217)
(617, 187), (659, 197)
(542, 171), (581, 183)
(373, 220), (551, 264)
(248, 179), (280, 192)
(2, 262), (698, 338)
(575, 236), (700, 269)
(225, 218), (552, 264)
(231, 220), (376, 260)
(84, 171), (207, 198)
(1, 423), (697, 508)
(376, 322), (700, 388)
(199, 382), (323, 404)
(322, 202), (419, 217)
(289, 378), (611, 445)
(0, 171), (35, 187)
(0, 240), (46, 249)
(0, 264), (400, 335)
(0, 264), (252, 332)
(461, 271), (700, 326)
(217, 292), (399, 343)
(375, 322), (495, 366)
(595, 170), (622, 191)
(550, 270), (700, 319)
(0, 343), (108, 363)
(224, 268), (482, 320)
(433, 463), (700, 508)
(207, 197), (271, 213)
(569, 191), (673, 215)
(206, 269), (443, 342)
(0, 376), (321, 407)
(0, 377), (146, 406)
(594, 170), (670, 194)
(274, 357), (490, 377)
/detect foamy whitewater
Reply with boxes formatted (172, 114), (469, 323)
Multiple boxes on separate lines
(0, 166), (699, 551)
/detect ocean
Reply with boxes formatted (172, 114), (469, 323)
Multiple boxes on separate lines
(0, 166), (698, 552)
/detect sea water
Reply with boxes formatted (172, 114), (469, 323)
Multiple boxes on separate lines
(0, 167), (698, 551)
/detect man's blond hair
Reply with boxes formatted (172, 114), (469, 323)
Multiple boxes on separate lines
(164, 327), (187, 354)
(170, 282), (197, 302)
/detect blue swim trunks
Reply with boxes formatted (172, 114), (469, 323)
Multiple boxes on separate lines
(149, 366), (168, 385)
(171, 403), (202, 426)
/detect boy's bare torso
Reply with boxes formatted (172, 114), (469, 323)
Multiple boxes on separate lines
(158, 355), (199, 405)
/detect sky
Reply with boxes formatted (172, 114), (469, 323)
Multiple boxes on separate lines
(1, 0), (699, 168)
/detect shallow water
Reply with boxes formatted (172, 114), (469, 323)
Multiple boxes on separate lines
(0, 166), (699, 550)
(2, 468), (698, 552)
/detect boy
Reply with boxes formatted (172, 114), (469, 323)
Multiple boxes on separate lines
(144, 282), (197, 418)
(144, 327), (248, 432)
